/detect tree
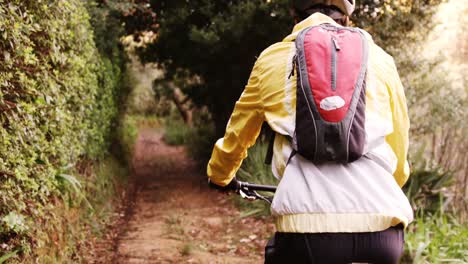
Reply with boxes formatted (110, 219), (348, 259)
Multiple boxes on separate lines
(113, 0), (444, 137)
(135, 0), (291, 136)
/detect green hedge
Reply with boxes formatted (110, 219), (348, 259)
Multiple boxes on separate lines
(0, 0), (126, 259)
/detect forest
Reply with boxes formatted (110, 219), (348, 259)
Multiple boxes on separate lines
(0, 0), (466, 263)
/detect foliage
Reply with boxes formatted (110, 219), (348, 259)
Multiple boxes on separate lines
(114, 0), (444, 137)
(360, 2), (467, 214)
(0, 0), (127, 260)
(353, 0), (444, 51)
(124, 56), (166, 116)
(0, 250), (18, 264)
(403, 167), (455, 215)
(402, 212), (468, 263)
(117, 114), (140, 163)
(389, 4), (467, 213)
(38, 156), (128, 263)
(186, 122), (217, 169)
(55, 173), (93, 212)
(1, 213), (27, 235)
(402, 56), (467, 214)
(234, 141), (279, 217)
(163, 119), (192, 146)
(119, 0), (292, 136)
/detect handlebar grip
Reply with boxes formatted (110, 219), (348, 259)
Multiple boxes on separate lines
(208, 178), (239, 192)
(208, 178), (277, 193)
(237, 180), (277, 193)
(243, 183), (277, 192)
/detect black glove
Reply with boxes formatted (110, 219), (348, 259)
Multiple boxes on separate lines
(208, 177), (239, 192)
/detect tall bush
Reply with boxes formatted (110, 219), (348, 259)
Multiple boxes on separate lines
(0, 0), (126, 259)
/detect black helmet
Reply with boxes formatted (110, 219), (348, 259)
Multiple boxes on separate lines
(292, 0), (356, 16)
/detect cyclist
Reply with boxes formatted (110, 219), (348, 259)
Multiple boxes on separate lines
(207, 1), (413, 263)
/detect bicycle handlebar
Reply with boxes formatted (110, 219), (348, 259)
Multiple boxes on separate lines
(234, 179), (276, 204)
(208, 178), (277, 203)
(236, 180), (277, 193)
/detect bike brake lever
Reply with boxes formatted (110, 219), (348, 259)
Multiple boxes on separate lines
(239, 188), (258, 201)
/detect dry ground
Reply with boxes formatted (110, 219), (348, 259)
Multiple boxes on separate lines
(91, 128), (275, 263)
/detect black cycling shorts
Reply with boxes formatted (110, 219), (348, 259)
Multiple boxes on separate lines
(265, 225), (404, 264)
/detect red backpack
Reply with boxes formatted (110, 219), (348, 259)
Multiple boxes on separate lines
(291, 24), (369, 164)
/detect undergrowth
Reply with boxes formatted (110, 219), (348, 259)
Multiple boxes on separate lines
(2, 156), (128, 263)
(234, 142), (278, 218)
(162, 117), (216, 169)
(403, 212), (468, 263)
(186, 123), (217, 168)
(118, 114), (144, 161)
(163, 119), (192, 146)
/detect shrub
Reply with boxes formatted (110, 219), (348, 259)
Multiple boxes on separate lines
(403, 167), (455, 215)
(0, 0), (127, 260)
(186, 123), (217, 169)
(117, 114), (140, 163)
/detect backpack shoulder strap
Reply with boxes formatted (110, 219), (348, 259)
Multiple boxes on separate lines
(264, 128), (276, 165)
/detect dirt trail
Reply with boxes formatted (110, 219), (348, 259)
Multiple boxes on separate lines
(109, 128), (274, 263)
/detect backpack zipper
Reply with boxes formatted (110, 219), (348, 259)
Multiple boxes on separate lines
(331, 37), (339, 91)
(332, 37), (341, 51)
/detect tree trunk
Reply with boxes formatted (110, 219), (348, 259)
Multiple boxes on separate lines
(168, 83), (193, 127)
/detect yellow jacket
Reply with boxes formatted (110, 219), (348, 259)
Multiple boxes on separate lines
(207, 13), (413, 233)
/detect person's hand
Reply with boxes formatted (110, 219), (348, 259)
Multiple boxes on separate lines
(208, 177), (239, 193)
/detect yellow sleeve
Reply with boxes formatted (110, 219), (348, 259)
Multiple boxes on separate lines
(385, 61), (411, 187)
(207, 62), (265, 186)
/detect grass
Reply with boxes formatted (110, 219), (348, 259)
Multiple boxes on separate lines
(403, 167), (455, 215)
(165, 214), (182, 226)
(163, 119), (192, 145)
(10, 155), (130, 264)
(234, 141), (278, 217)
(118, 114), (140, 161)
(131, 114), (162, 129)
(165, 214), (185, 237)
(180, 243), (194, 256)
(163, 119), (216, 170)
(0, 250), (18, 264)
(402, 212), (468, 263)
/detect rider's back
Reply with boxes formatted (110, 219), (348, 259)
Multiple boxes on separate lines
(206, 6), (413, 262)
(211, 12), (413, 233)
